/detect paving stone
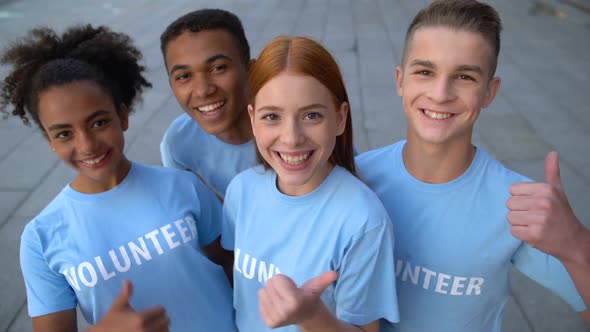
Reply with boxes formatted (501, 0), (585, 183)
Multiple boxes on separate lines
(476, 113), (555, 162)
(0, 190), (27, 226)
(1, 0), (589, 330)
(510, 267), (590, 332)
(13, 163), (75, 218)
(502, 295), (534, 332)
(6, 305), (30, 332)
(0, 133), (59, 190)
(0, 216), (28, 332)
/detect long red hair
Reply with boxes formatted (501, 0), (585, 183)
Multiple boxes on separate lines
(248, 36), (356, 175)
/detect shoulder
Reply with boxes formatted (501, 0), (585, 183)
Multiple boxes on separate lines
(165, 113), (197, 134)
(475, 148), (531, 184)
(356, 140), (403, 164)
(355, 141), (404, 185)
(133, 161), (189, 177)
(132, 162), (201, 191)
(23, 188), (70, 242)
(329, 168), (391, 227)
(162, 114), (205, 145)
(355, 141), (404, 179)
(227, 165), (269, 193)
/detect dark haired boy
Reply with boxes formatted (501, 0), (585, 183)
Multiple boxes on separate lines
(160, 9), (255, 199)
(356, 1), (589, 331)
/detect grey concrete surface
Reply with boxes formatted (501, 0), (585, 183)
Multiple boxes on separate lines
(0, 0), (589, 331)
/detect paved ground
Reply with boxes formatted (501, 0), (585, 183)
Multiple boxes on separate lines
(0, 0), (589, 331)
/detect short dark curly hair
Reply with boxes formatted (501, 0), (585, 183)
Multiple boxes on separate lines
(0, 24), (152, 130)
(160, 8), (250, 65)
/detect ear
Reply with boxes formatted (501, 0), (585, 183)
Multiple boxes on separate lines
(482, 76), (501, 109)
(247, 104), (256, 137)
(118, 103), (130, 131)
(336, 102), (349, 136)
(395, 66), (404, 97)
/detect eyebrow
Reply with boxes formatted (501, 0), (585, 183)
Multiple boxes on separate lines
(47, 110), (110, 132)
(256, 103), (328, 112)
(409, 59), (435, 68)
(409, 59), (483, 75)
(169, 53), (233, 75)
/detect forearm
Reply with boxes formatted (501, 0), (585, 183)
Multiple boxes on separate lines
(298, 302), (376, 332)
(560, 227), (590, 324)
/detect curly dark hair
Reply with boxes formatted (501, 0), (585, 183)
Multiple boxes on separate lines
(160, 9), (250, 65)
(0, 24), (152, 130)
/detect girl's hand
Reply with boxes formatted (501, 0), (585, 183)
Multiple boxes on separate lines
(258, 271), (338, 328)
(88, 280), (170, 332)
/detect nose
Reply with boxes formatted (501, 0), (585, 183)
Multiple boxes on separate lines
(75, 130), (99, 156)
(193, 74), (215, 98)
(280, 118), (305, 147)
(427, 77), (455, 103)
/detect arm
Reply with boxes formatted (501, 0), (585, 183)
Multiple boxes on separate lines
(87, 280), (170, 332)
(298, 304), (378, 332)
(32, 309), (77, 332)
(258, 272), (378, 332)
(507, 151), (590, 324)
(202, 236), (234, 284)
(560, 229), (590, 324)
(188, 169), (224, 203)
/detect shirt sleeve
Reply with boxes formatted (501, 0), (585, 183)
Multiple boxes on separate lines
(192, 174), (223, 247)
(160, 129), (182, 169)
(220, 181), (238, 251)
(20, 224), (77, 317)
(334, 218), (400, 325)
(512, 242), (586, 311)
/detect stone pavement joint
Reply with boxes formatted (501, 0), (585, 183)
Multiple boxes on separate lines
(0, 0), (588, 331)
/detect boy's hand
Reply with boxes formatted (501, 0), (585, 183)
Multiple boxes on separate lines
(507, 151), (585, 261)
(258, 271), (338, 328)
(89, 280), (170, 332)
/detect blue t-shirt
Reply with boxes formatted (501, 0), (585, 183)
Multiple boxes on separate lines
(356, 141), (586, 332)
(160, 113), (257, 198)
(20, 162), (237, 332)
(221, 165), (400, 332)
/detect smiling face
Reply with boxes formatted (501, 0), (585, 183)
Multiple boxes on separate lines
(396, 27), (500, 148)
(38, 81), (130, 193)
(165, 29), (251, 144)
(249, 72), (347, 196)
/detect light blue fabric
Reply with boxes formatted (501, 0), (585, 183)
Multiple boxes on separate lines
(222, 165), (400, 332)
(20, 162), (237, 332)
(356, 140), (586, 332)
(160, 113), (257, 198)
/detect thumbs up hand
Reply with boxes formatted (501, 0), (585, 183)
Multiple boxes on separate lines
(507, 151), (585, 260)
(258, 271), (338, 329)
(88, 280), (170, 332)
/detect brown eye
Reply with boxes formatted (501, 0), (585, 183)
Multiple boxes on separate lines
(56, 131), (72, 139)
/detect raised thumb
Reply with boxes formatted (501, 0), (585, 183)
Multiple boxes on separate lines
(112, 279), (133, 309)
(544, 151), (563, 190)
(301, 271), (338, 295)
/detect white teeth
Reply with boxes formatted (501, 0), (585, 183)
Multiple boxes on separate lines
(278, 152), (311, 165)
(196, 100), (225, 113)
(81, 153), (107, 165)
(423, 109), (452, 119)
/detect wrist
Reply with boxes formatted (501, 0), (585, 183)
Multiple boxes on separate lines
(561, 226), (590, 267)
(298, 301), (335, 332)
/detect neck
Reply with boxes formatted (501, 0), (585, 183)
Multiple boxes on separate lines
(71, 157), (132, 194)
(402, 138), (476, 184)
(216, 109), (253, 145)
